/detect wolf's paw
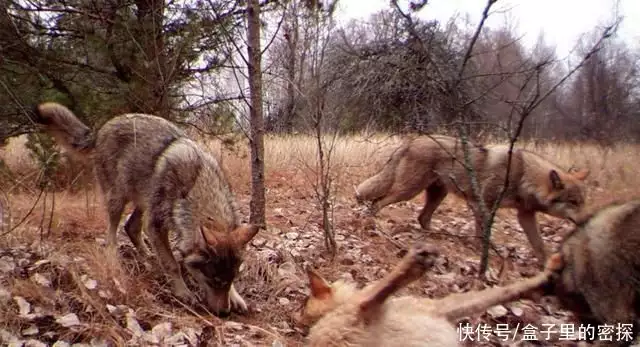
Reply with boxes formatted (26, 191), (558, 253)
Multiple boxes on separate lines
(407, 243), (439, 270)
(418, 218), (432, 231)
(365, 206), (377, 217)
(135, 246), (151, 260)
(173, 282), (198, 306)
(230, 289), (248, 313)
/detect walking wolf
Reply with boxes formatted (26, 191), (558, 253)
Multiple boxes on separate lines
(355, 135), (589, 265)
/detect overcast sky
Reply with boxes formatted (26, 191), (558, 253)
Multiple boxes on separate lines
(333, 0), (639, 58)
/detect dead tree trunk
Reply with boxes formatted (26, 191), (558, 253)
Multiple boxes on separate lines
(283, 18), (298, 132)
(247, 0), (266, 226)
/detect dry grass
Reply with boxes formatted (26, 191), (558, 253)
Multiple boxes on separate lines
(4, 132), (635, 198)
(191, 133), (402, 194)
(0, 136), (92, 195)
(0, 227), (217, 344)
(1, 133), (639, 345)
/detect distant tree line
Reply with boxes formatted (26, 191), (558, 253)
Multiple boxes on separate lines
(0, 1), (636, 144)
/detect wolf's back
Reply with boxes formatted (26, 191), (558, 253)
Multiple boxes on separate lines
(35, 102), (191, 202)
(33, 103), (95, 158)
(93, 113), (190, 200)
(354, 135), (469, 201)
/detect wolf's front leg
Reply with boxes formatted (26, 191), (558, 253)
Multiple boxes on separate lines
(229, 283), (248, 313)
(517, 209), (547, 268)
(148, 227), (197, 305)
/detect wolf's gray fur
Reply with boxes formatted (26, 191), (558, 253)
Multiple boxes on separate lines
(34, 102), (259, 316)
(547, 199), (640, 346)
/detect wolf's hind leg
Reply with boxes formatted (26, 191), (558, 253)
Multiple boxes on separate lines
(124, 207), (149, 257)
(358, 243), (439, 320)
(418, 179), (448, 230)
(105, 194), (126, 256)
(372, 170), (427, 213)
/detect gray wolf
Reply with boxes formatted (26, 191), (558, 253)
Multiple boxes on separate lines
(33, 102), (259, 316)
(355, 135), (589, 265)
(297, 243), (560, 347)
(545, 199), (640, 346)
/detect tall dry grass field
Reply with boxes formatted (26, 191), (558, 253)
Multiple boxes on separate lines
(1, 133), (637, 217)
(194, 133), (403, 194)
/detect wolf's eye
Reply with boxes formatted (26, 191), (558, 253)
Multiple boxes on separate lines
(206, 276), (230, 289)
(562, 197), (579, 206)
(186, 260), (206, 271)
(185, 254), (209, 271)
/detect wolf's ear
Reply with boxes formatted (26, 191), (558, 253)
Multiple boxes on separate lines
(549, 170), (564, 190)
(232, 224), (260, 247)
(32, 104), (46, 124)
(570, 168), (590, 181)
(201, 226), (220, 246)
(307, 267), (332, 299)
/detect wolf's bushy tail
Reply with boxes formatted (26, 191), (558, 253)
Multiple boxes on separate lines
(354, 142), (409, 202)
(33, 102), (95, 158)
(436, 255), (562, 321)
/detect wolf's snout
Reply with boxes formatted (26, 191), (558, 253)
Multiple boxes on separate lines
(206, 290), (231, 317)
(217, 308), (231, 318)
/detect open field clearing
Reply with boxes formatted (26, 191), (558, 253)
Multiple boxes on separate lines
(0, 134), (637, 346)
